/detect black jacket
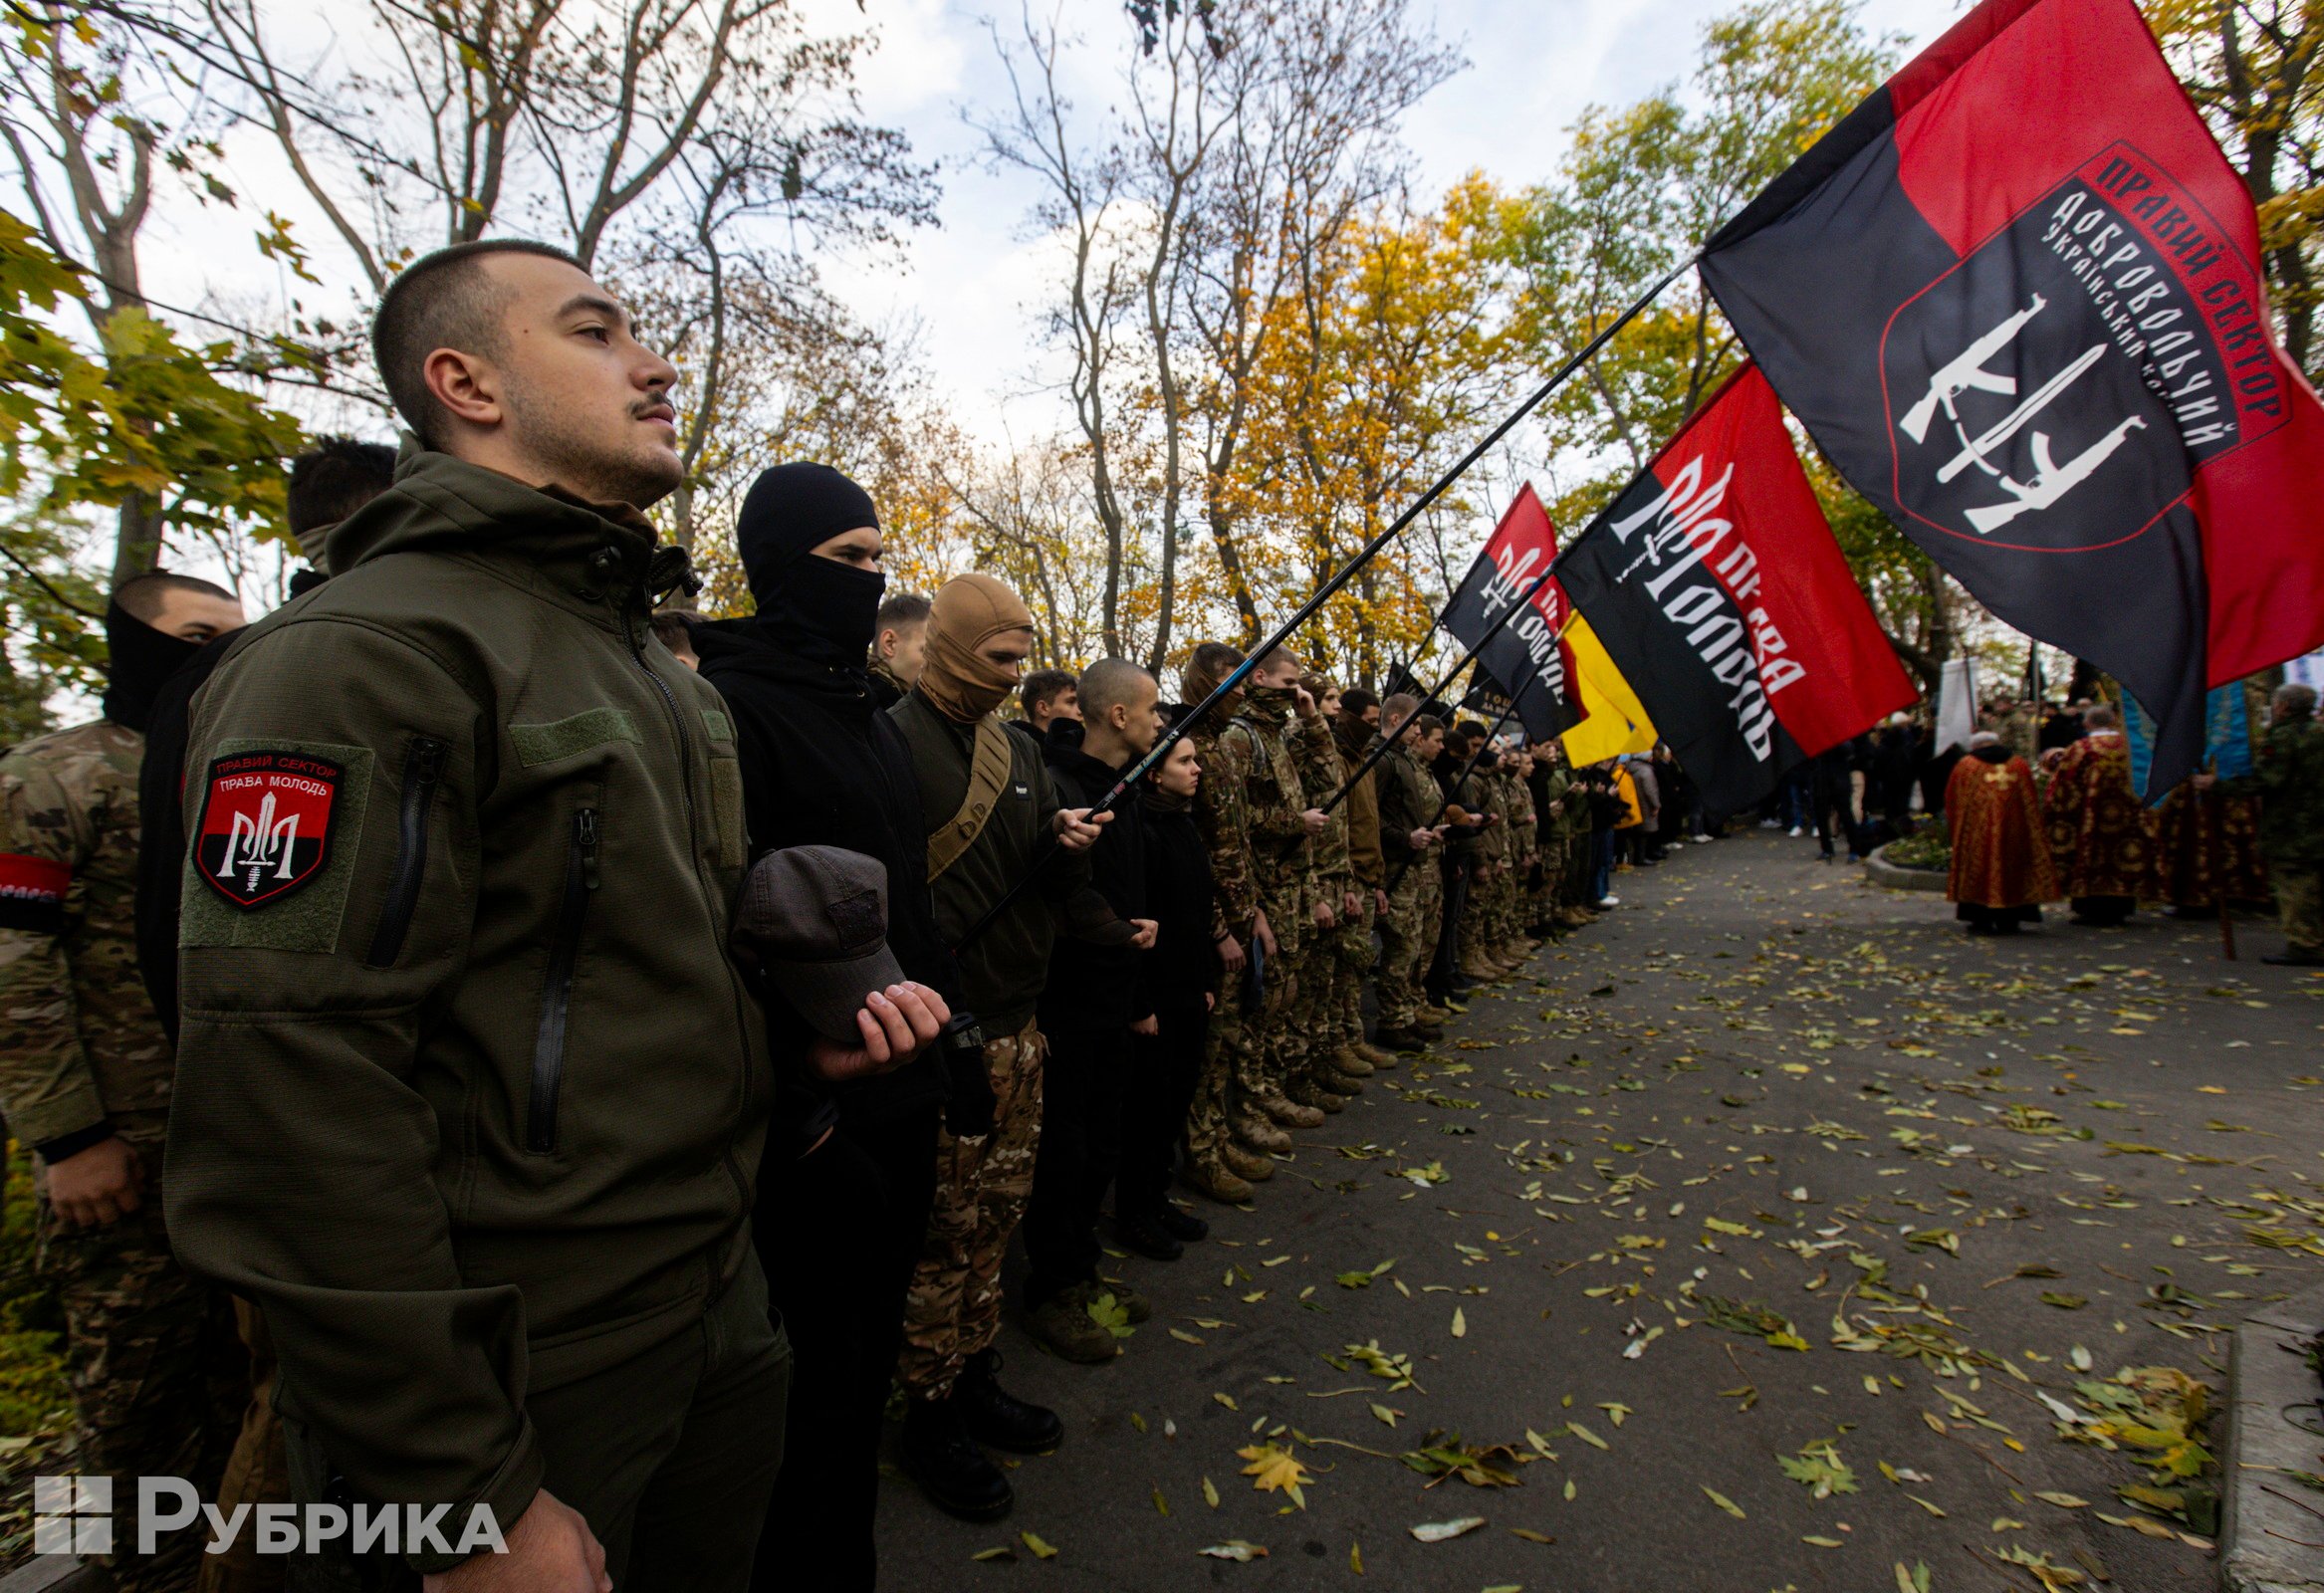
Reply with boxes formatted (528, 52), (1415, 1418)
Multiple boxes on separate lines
(1136, 789), (1214, 1024)
(694, 619), (955, 1128)
(1040, 743), (1148, 1031)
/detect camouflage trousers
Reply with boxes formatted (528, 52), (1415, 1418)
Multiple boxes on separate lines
(37, 1168), (243, 1593)
(1289, 882), (1366, 1080)
(1252, 886), (1308, 1099)
(896, 1022), (1046, 1400)
(1533, 836), (1570, 919)
(1377, 856), (1444, 1029)
(2278, 866), (2323, 956)
(1329, 891), (1377, 1052)
(1187, 974), (1265, 1165)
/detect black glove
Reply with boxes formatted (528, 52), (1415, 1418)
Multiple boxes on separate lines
(942, 1016), (995, 1139)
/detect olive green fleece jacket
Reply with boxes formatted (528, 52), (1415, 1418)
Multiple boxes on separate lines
(165, 444), (772, 1569)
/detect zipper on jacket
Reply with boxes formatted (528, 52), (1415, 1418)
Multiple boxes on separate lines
(528, 806), (599, 1153)
(364, 736), (450, 968)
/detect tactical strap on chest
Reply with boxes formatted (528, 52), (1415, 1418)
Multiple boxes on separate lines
(927, 716), (1015, 883)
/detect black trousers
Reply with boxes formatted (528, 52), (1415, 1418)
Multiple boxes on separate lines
(749, 1106), (939, 1593)
(286, 1256), (789, 1593)
(1117, 993), (1207, 1217)
(1024, 1016), (1130, 1307)
(1428, 859), (1471, 1000)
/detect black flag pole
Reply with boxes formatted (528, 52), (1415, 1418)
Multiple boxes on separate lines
(949, 249), (1703, 955)
(1319, 566), (1574, 815)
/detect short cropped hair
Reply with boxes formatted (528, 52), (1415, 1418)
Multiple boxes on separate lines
(1341, 687), (1377, 718)
(2082, 703), (2119, 731)
(1078, 657), (1153, 722)
(877, 591), (931, 632)
(648, 609), (698, 650)
(372, 239), (583, 446)
(2276, 682), (2318, 720)
(1021, 668), (1076, 717)
(288, 437), (397, 540)
(1411, 712), (1445, 737)
(114, 570), (235, 622)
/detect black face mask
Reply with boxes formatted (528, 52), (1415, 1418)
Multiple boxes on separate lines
(751, 556), (886, 669)
(102, 600), (209, 733)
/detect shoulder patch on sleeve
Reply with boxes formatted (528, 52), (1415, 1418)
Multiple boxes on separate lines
(700, 708), (734, 744)
(183, 741), (373, 952)
(0, 852), (68, 933)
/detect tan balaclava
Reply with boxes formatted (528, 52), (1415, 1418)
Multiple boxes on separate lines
(920, 572), (1035, 724)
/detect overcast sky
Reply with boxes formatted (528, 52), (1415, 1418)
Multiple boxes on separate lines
(811, 0), (1973, 441)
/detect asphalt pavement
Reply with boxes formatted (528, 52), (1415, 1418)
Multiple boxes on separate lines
(873, 827), (2324, 1593)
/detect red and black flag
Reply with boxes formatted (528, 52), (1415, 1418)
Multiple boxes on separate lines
(1437, 485), (1583, 743)
(1699, 0), (2324, 796)
(1553, 366), (1919, 815)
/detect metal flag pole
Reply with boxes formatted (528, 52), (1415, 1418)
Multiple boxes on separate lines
(1319, 567), (1574, 816)
(1381, 696), (1525, 894)
(950, 250), (1703, 955)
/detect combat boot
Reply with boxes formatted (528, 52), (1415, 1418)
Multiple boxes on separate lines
(955, 1349), (1062, 1455)
(1288, 1077), (1350, 1114)
(902, 1396), (1014, 1522)
(1330, 1046), (1374, 1078)
(1232, 1111), (1292, 1153)
(1459, 956), (1503, 984)
(1373, 1024), (1431, 1054)
(1218, 1141), (1276, 1183)
(1026, 1284), (1120, 1364)
(1260, 1092), (1325, 1130)
(1323, 1062), (1368, 1096)
(1185, 1157), (1257, 1204)
(1097, 1280), (1151, 1324)
(1115, 1209), (1184, 1261)
(1157, 1201), (1210, 1243)
(1355, 1038), (1397, 1067)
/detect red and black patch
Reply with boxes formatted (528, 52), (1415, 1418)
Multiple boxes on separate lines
(0, 853), (69, 934)
(196, 751), (344, 910)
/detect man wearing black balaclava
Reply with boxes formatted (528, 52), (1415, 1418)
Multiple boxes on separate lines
(692, 461), (984, 1593)
(0, 569), (246, 1587)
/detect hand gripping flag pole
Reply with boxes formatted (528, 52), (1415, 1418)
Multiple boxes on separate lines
(949, 250), (1702, 955)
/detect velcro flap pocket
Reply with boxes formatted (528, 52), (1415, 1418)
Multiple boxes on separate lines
(510, 709), (641, 768)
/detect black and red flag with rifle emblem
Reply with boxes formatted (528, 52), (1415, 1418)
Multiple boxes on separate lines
(1554, 366), (1919, 816)
(1699, 0), (2324, 796)
(1437, 484), (1584, 744)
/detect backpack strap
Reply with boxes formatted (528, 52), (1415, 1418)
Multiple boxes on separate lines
(927, 717), (1017, 883)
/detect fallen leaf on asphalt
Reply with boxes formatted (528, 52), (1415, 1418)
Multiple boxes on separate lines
(1408, 1516), (1487, 1542)
(1238, 1443), (1311, 1507)
(1565, 1420), (1608, 1450)
(1020, 1531), (1058, 1559)
(1511, 1527), (1556, 1543)
(1202, 1477), (1219, 1508)
(972, 1547), (1016, 1562)
(1451, 1307), (1467, 1338)
(1198, 1541), (1267, 1561)
(1702, 1485), (1746, 1518)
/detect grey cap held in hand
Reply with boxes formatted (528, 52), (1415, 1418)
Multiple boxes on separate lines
(731, 846), (908, 1042)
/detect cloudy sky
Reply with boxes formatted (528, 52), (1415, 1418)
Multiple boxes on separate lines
(808, 0), (1972, 439)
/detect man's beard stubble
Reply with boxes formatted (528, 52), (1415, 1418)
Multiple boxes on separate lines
(506, 372), (684, 511)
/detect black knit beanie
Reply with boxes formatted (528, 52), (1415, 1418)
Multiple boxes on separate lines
(736, 463), (879, 604)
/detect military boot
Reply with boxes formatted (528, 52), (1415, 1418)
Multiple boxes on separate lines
(1288, 1076), (1350, 1114)
(1218, 1141), (1276, 1183)
(1157, 1201), (1210, 1243)
(902, 1395), (1014, 1522)
(1115, 1209), (1184, 1261)
(1232, 1111), (1292, 1153)
(955, 1349), (1062, 1455)
(1355, 1038), (1398, 1067)
(1026, 1284), (1120, 1364)
(1323, 1060), (1369, 1096)
(1373, 1024), (1431, 1053)
(1260, 1091), (1326, 1130)
(1330, 1046), (1375, 1078)
(1185, 1157), (1257, 1204)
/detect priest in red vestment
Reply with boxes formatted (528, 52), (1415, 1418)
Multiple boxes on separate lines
(2041, 705), (2156, 927)
(1947, 733), (2059, 934)
(2148, 779), (2267, 917)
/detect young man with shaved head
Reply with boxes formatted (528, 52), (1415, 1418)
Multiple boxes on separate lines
(168, 240), (943, 1592)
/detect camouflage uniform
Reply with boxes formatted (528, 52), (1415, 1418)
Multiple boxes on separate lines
(1456, 764), (1504, 978)
(2226, 715), (2324, 958)
(896, 1023), (1046, 1399)
(1285, 710), (1364, 1094)
(1330, 721), (1387, 1060)
(1373, 740), (1445, 1032)
(0, 720), (242, 1590)
(1533, 763), (1578, 927)
(1227, 693), (1314, 1110)
(1499, 767), (1538, 958)
(1187, 720), (1266, 1167)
